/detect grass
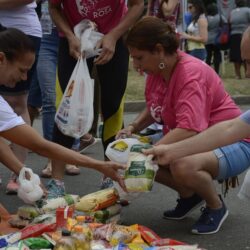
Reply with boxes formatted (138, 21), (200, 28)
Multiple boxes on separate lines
(125, 58), (250, 102)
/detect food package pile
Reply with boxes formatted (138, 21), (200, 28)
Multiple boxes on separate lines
(0, 188), (205, 250)
(0, 220), (205, 250)
(7, 195), (80, 230)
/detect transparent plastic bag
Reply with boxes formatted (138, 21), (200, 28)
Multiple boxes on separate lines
(74, 20), (103, 58)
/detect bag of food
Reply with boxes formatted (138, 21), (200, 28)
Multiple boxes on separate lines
(105, 138), (144, 164)
(55, 20), (102, 138)
(92, 204), (122, 223)
(125, 144), (158, 192)
(54, 57), (94, 138)
(238, 169), (250, 201)
(36, 195), (79, 213)
(75, 188), (119, 212)
(17, 206), (40, 220)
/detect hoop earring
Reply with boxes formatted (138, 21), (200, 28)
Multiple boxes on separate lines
(158, 62), (165, 69)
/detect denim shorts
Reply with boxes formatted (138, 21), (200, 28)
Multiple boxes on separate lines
(189, 49), (207, 61)
(214, 141), (250, 180)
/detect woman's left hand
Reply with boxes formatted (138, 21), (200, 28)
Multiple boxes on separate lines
(180, 32), (189, 39)
(100, 161), (127, 191)
(94, 33), (116, 65)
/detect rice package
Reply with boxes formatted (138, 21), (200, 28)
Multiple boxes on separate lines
(105, 138), (144, 164)
(125, 144), (158, 192)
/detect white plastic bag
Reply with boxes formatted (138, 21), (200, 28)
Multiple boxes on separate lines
(55, 20), (103, 138)
(238, 169), (250, 201)
(74, 20), (103, 58)
(105, 138), (144, 164)
(55, 57), (94, 138)
(18, 167), (43, 204)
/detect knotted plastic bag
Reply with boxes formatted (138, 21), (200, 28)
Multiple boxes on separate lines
(18, 167), (43, 204)
(55, 20), (103, 138)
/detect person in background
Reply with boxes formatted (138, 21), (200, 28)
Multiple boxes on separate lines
(147, 0), (180, 30)
(27, 1), (82, 177)
(0, 0), (42, 194)
(0, 27), (125, 190)
(205, 3), (227, 75)
(229, 0), (250, 79)
(116, 16), (247, 234)
(181, 0), (207, 60)
(47, 0), (144, 196)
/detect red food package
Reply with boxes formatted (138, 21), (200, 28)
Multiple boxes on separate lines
(56, 206), (74, 228)
(138, 225), (161, 245)
(20, 223), (57, 239)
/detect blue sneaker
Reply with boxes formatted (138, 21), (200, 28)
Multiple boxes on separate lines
(46, 179), (65, 199)
(100, 177), (114, 189)
(191, 199), (229, 235)
(163, 194), (204, 220)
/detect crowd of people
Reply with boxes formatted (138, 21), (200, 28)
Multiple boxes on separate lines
(0, 0), (250, 237)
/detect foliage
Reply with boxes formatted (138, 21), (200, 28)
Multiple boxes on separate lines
(125, 59), (250, 101)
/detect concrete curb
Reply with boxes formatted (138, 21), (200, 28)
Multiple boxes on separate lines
(124, 95), (250, 113)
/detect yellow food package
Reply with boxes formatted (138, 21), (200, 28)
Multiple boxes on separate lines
(109, 225), (137, 246)
(66, 217), (77, 231)
(75, 188), (119, 212)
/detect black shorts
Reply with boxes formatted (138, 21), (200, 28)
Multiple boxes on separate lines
(229, 34), (243, 63)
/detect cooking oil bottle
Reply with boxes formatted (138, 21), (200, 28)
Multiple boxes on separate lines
(71, 225), (91, 250)
(53, 229), (75, 250)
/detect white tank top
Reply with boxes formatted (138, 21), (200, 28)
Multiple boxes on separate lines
(0, 2), (42, 38)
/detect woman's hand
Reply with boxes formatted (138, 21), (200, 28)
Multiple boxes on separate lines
(94, 33), (116, 65)
(143, 144), (173, 166)
(68, 35), (81, 60)
(180, 32), (190, 40)
(115, 125), (134, 140)
(100, 161), (127, 191)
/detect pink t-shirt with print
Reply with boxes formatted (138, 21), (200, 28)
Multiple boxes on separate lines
(49, 0), (127, 34)
(145, 51), (242, 135)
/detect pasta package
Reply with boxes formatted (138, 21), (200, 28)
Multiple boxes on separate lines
(75, 188), (119, 212)
(125, 144), (158, 192)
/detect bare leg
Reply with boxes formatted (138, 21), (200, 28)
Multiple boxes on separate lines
(170, 151), (222, 209)
(234, 62), (242, 79)
(156, 167), (194, 198)
(51, 159), (66, 180)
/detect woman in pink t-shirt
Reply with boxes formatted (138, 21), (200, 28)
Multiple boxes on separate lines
(46, 0), (144, 195)
(117, 16), (250, 235)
